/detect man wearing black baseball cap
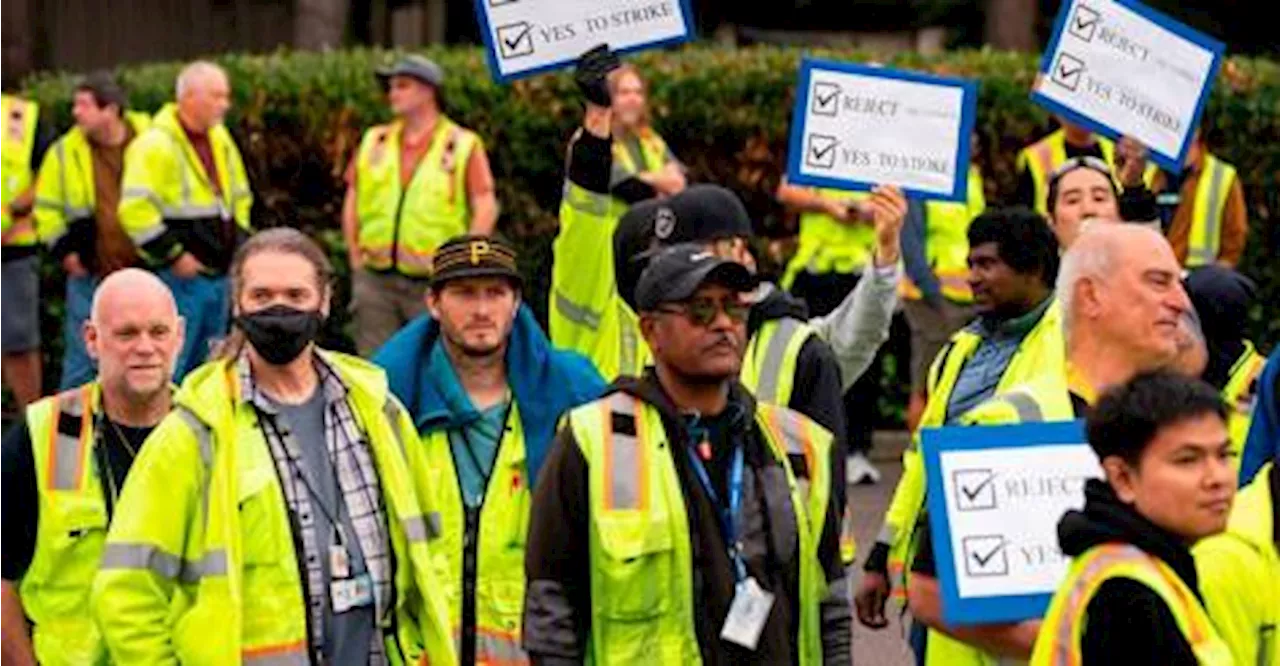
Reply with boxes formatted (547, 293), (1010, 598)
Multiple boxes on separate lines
(526, 243), (852, 665)
(343, 54), (498, 356)
(373, 235), (603, 665)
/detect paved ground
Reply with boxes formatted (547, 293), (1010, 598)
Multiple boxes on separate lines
(847, 431), (915, 666)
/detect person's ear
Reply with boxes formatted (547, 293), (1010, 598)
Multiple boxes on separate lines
(639, 313), (661, 354)
(83, 321), (100, 361)
(425, 288), (442, 320)
(1077, 277), (1105, 320)
(1102, 456), (1139, 504)
(320, 286), (332, 320)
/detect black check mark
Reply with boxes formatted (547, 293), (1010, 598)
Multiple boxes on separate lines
(1059, 64), (1081, 80)
(812, 142), (835, 161)
(960, 474), (995, 502)
(971, 540), (1005, 567)
(1074, 14), (1097, 31)
(813, 84), (840, 116)
(496, 22), (534, 58)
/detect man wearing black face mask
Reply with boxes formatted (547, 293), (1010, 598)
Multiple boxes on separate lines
(93, 228), (457, 665)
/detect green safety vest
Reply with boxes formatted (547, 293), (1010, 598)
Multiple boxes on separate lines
(1194, 462), (1279, 666)
(1015, 129), (1156, 216)
(354, 116), (478, 277)
(1032, 543), (1234, 666)
(91, 353), (456, 665)
(1223, 341), (1266, 466)
(550, 138), (649, 380)
(884, 300), (1065, 602)
(119, 103), (252, 267)
(35, 112), (151, 250)
(900, 166), (986, 304)
(2, 94), (40, 247)
(20, 383), (110, 665)
(566, 392), (832, 665)
(782, 189), (876, 288)
(414, 403), (530, 664)
(1185, 154), (1238, 268)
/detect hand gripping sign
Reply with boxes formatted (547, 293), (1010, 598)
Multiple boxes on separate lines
(475, 0), (694, 82)
(785, 57), (979, 202)
(1032, 0), (1224, 173)
(922, 421), (1103, 625)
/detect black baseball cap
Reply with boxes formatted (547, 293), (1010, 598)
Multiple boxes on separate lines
(428, 235), (523, 288)
(376, 54), (445, 88)
(635, 243), (756, 311)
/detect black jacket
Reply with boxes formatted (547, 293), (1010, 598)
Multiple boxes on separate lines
(522, 373), (851, 665)
(1056, 480), (1201, 665)
(750, 285), (850, 509)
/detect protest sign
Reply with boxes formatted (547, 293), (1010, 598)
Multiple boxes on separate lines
(474, 0), (694, 82)
(785, 57), (978, 201)
(922, 421), (1103, 625)
(1032, 0), (1224, 172)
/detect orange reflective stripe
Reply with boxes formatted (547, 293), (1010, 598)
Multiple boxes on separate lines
(242, 639), (308, 665)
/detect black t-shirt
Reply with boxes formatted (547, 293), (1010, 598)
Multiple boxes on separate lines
(1, 416), (152, 581)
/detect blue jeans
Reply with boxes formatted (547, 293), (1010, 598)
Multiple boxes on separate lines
(58, 274), (98, 390)
(158, 270), (230, 381)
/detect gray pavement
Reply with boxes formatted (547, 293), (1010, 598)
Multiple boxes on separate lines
(847, 431), (916, 666)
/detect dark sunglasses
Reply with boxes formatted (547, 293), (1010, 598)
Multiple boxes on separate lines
(655, 296), (750, 326)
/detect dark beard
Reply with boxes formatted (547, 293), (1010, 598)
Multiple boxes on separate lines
(443, 329), (504, 360)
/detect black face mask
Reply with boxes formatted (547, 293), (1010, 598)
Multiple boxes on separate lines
(235, 305), (324, 366)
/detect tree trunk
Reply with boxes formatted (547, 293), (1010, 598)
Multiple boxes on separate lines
(985, 0), (1037, 51)
(295, 0), (350, 51)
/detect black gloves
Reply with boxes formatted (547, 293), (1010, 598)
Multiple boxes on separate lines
(574, 43), (621, 106)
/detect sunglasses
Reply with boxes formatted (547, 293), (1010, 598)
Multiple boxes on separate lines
(655, 296), (750, 326)
(1049, 156), (1112, 184)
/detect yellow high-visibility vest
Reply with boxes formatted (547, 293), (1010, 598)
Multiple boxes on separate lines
(900, 166), (986, 303)
(1, 94), (40, 248)
(1015, 129), (1156, 216)
(782, 189), (876, 288)
(1185, 154), (1238, 267)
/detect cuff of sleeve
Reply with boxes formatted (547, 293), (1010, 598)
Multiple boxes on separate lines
(863, 541), (891, 573)
(872, 262), (900, 281)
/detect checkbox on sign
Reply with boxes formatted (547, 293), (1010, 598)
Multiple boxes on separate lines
(1052, 52), (1085, 92)
(806, 134), (838, 169)
(811, 82), (841, 117)
(496, 21), (535, 59)
(953, 468), (997, 511)
(1069, 5), (1100, 42)
(962, 535), (1009, 577)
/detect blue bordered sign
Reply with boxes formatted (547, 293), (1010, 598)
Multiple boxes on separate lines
(1031, 0), (1224, 173)
(474, 0), (695, 83)
(922, 420), (1102, 625)
(785, 57), (978, 202)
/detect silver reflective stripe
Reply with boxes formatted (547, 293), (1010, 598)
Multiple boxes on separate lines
(174, 406), (213, 469)
(606, 393), (641, 510)
(476, 631), (526, 663)
(774, 409), (807, 456)
(383, 399), (409, 457)
(877, 523), (898, 546)
(1002, 392), (1044, 423)
(99, 542), (228, 583)
(554, 289), (601, 330)
(164, 203), (224, 219)
(619, 304), (639, 375)
(63, 206), (92, 219)
(426, 511), (442, 539)
(402, 514), (440, 543)
(50, 391), (87, 490)
(34, 198), (63, 210)
(755, 318), (804, 403)
(189, 549), (229, 581)
(1193, 159), (1227, 265)
(121, 186), (165, 209)
(243, 648), (309, 666)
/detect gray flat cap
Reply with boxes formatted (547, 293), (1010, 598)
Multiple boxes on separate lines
(376, 54), (444, 87)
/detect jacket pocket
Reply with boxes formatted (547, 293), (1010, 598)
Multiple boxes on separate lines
(594, 513), (673, 621)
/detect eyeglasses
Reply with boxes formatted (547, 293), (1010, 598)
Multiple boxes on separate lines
(1048, 156), (1113, 185)
(655, 297), (750, 326)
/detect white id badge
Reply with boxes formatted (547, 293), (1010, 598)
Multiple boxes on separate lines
(330, 544), (350, 579)
(719, 577), (775, 650)
(331, 573), (374, 614)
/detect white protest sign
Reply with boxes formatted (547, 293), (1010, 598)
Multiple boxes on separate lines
(475, 0), (694, 82)
(1032, 0), (1224, 171)
(785, 58), (978, 201)
(923, 422), (1103, 624)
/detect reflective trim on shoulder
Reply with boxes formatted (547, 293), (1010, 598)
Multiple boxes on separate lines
(382, 398), (411, 458)
(554, 289), (602, 330)
(602, 393), (646, 511)
(99, 542), (228, 584)
(46, 387), (92, 491)
(755, 318), (805, 404)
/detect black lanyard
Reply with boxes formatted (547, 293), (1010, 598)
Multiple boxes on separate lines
(453, 400), (514, 501)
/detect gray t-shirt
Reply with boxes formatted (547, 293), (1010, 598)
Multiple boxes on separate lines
(273, 389), (378, 666)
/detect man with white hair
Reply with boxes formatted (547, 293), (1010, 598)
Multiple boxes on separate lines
(119, 60), (251, 380)
(904, 224), (1195, 665)
(0, 268), (183, 665)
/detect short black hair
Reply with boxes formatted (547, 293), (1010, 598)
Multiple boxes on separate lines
(1045, 161), (1119, 216)
(1086, 371), (1228, 466)
(967, 206), (1059, 288)
(75, 71), (127, 114)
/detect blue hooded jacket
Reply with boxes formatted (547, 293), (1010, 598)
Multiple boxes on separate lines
(1240, 347), (1280, 485)
(373, 305), (606, 489)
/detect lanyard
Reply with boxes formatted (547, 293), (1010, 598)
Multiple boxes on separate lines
(685, 443), (748, 582)
(454, 399), (514, 503)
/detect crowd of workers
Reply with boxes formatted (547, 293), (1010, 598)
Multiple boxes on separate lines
(0, 36), (1275, 666)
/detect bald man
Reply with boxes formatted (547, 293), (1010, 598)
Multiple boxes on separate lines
(906, 224), (1195, 663)
(1, 268), (183, 666)
(119, 60), (251, 380)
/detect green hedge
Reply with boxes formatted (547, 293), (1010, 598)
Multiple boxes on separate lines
(21, 45), (1280, 391)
